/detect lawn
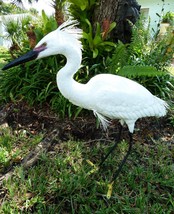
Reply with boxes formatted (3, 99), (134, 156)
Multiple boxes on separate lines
(0, 102), (174, 213)
(0, 47), (10, 68)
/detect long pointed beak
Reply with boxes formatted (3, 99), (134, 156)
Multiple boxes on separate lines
(2, 50), (39, 70)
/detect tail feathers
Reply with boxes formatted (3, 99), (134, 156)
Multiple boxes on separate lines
(93, 110), (111, 131)
(155, 96), (169, 117)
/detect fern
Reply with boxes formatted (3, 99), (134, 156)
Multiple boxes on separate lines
(117, 65), (173, 99)
(107, 41), (129, 73)
(118, 65), (167, 78)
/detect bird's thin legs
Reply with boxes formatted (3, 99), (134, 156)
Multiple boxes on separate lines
(112, 133), (132, 181)
(99, 125), (123, 167)
(86, 125), (123, 175)
(87, 127), (133, 199)
(107, 133), (133, 199)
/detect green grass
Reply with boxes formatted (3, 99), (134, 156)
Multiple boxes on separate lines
(0, 126), (43, 173)
(0, 46), (10, 69)
(0, 126), (174, 213)
(0, 56), (5, 68)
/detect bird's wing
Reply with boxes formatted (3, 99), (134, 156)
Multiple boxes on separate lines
(87, 76), (160, 119)
(91, 89), (144, 117)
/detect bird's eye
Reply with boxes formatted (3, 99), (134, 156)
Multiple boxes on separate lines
(34, 42), (47, 52)
(42, 42), (47, 46)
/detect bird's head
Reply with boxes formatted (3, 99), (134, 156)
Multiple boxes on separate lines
(2, 20), (82, 70)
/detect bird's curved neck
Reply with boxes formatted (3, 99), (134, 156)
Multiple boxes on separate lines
(56, 45), (86, 105)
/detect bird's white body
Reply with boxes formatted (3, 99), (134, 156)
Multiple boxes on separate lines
(3, 20), (168, 198)
(35, 20), (168, 133)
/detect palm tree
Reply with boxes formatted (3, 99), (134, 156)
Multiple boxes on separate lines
(0, 0), (38, 10)
(51, 0), (66, 25)
(12, 0), (66, 25)
(12, 0), (38, 4)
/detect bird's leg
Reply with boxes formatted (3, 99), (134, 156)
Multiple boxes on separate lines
(99, 125), (123, 167)
(86, 125), (123, 175)
(107, 133), (133, 199)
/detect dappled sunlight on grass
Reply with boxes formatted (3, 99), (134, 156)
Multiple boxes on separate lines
(0, 47), (10, 69)
(168, 66), (174, 75)
(1, 133), (174, 213)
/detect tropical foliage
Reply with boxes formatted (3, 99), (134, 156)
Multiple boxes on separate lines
(0, 1), (25, 15)
(162, 11), (174, 26)
(0, 1), (174, 117)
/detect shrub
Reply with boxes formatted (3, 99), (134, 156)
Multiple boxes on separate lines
(162, 11), (174, 26)
(106, 16), (174, 99)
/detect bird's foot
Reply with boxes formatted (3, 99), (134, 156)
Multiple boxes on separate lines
(106, 181), (114, 199)
(86, 159), (99, 175)
(95, 180), (114, 199)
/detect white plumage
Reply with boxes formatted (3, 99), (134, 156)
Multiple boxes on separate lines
(33, 20), (168, 133)
(75, 73), (167, 132)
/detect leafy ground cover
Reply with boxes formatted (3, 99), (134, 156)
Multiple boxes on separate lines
(0, 47), (9, 68)
(0, 101), (173, 213)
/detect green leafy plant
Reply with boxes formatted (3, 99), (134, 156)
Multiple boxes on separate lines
(118, 65), (165, 77)
(108, 14), (174, 96)
(69, 0), (96, 11)
(2, 15), (34, 60)
(107, 41), (129, 73)
(68, 0), (97, 23)
(0, 1), (27, 15)
(162, 11), (174, 26)
(68, 0), (116, 59)
(0, 12), (83, 118)
(83, 19), (116, 58)
(33, 10), (58, 39)
(118, 66), (173, 99)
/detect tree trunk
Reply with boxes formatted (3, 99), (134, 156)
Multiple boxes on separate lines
(92, 0), (141, 43)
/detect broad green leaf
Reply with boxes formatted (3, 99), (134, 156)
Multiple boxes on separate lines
(108, 22), (116, 33)
(98, 41), (116, 47)
(93, 48), (98, 58)
(93, 35), (102, 45)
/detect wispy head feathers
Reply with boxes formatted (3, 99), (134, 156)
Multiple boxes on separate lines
(57, 20), (83, 49)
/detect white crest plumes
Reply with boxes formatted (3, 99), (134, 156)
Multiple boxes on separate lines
(58, 19), (83, 49)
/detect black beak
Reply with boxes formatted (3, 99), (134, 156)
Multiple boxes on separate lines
(2, 50), (39, 70)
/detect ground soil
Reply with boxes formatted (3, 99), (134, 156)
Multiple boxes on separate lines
(1, 101), (173, 145)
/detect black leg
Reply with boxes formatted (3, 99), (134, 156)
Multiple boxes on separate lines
(99, 125), (123, 167)
(111, 132), (133, 182)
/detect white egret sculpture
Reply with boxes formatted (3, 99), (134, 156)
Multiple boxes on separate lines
(2, 20), (168, 198)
